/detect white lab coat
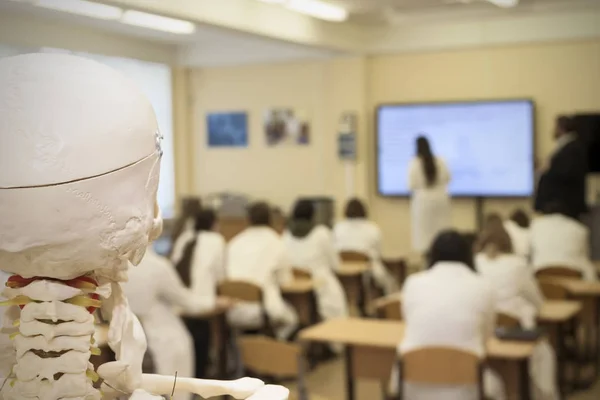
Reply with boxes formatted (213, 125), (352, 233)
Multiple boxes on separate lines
(282, 225), (349, 321)
(171, 230), (226, 300)
(391, 262), (506, 400)
(408, 157), (452, 253)
(475, 253), (559, 400)
(503, 220), (531, 259)
(531, 214), (597, 281)
(333, 219), (398, 295)
(226, 227), (298, 340)
(123, 248), (214, 400)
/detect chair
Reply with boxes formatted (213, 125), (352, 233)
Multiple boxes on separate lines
(398, 347), (483, 400)
(339, 251), (370, 263)
(496, 313), (520, 329)
(218, 280), (275, 337)
(292, 268), (312, 281)
(339, 251), (375, 315)
(535, 267), (583, 280)
(375, 298), (402, 321)
(539, 281), (569, 300)
(237, 336), (327, 400)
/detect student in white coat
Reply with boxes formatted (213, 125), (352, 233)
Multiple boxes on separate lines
(333, 198), (398, 295)
(475, 218), (558, 400)
(531, 202), (597, 281)
(503, 209), (532, 259)
(172, 208), (226, 379)
(226, 202), (299, 341)
(283, 200), (349, 324)
(408, 136), (452, 254)
(391, 230), (506, 400)
(123, 246), (222, 400)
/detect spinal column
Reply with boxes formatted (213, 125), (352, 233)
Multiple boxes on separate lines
(1, 275), (107, 400)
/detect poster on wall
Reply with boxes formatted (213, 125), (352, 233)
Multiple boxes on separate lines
(207, 112), (248, 147)
(264, 108), (310, 146)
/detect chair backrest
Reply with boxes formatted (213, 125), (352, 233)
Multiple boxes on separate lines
(539, 281), (569, 300)
(496, 312), (520, 329)
(535, 266), (583, 280)
(339, 251), (370, 262)
(401, 347), (481, 386)
(218, 280), (263, 302)
(375, 299), (402, 321)
(238, 335), (301, 378)
(291, 268), (312, 281)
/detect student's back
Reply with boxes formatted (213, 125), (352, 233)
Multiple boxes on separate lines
(334, 219), (380, 256)
(402, 261), (494, 355)
(475, 253), (543, 328)
(531, 213), (596, 281)
(503, 220), (531, 258)
(228, 226), (285, 284)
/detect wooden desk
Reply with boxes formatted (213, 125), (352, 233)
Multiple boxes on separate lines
(537, 301), (582, 323)
(299, 318), (536, 400)
(336, 262), (370, 316)
(282, 280), (319, 328)
(181, 306), (230, 379)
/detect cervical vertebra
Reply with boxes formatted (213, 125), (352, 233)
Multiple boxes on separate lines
(1, 275), (106, 400)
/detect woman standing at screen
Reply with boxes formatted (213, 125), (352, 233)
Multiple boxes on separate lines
(408, 136), (452, 254)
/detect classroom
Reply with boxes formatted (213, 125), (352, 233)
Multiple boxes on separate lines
(0, 0), (600, 399)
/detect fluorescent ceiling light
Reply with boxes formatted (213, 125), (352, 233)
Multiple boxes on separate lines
(35, 0), (123, 20)
(121, 10), (196, 34)
(286, 0), (348, 22)
(486, 0), (519, 7)
(256, 0), (286, 3)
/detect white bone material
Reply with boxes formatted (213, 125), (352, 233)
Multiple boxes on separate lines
(0, 53), (288, 400)
(140, 375), (264, 399)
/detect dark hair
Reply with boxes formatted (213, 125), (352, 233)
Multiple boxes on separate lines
(248, 202), (272, 226)
(428, 230), (474, 270)
(483, 213), (504, 231)
(475, 217), (513, 254)
(416, 136), (437, 186)
(556, 115), (575, 134)
(510, 209), (530, 228)
(195, 208), (216, 232)
(345, 198), (367, 219)
(169, 197), (202, 258)
(292, 200), (315, 221)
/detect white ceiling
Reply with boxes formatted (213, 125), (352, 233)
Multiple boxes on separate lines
(0, 0), (340, 66)
(327, 0), (600, 24)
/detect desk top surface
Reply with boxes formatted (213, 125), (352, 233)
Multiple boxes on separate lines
(299, 318), (536, 360)
(546, 278), (600, 296)
(538, 300), (582, 322)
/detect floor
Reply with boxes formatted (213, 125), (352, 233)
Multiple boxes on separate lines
(283, 357), (600, 400)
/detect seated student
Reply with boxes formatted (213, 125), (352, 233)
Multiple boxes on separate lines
(173, 208), (227, 379)
(531, 202), (597, 281)
(503, 209), (532, 259)
(391, 230), (505, 400)
(333, 198), (398, 295)
(475, 219), (558, 400)
(283, 200), (349, 323)
(226, 202), (299, 341)
(123, 245), (221, 400)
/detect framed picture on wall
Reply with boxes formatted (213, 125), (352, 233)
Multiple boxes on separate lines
(264, 108), (310, 146)
(207, 112), (248, 147)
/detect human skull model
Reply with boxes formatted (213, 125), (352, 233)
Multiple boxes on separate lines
(0, 54), (288, 400)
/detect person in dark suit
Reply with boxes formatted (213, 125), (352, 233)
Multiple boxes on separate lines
(535, 116), (589, 219)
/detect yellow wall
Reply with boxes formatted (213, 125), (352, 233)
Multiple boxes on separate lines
(183, 40), (600, 256)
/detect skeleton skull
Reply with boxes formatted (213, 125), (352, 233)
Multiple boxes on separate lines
(0, 54), (288, 400)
